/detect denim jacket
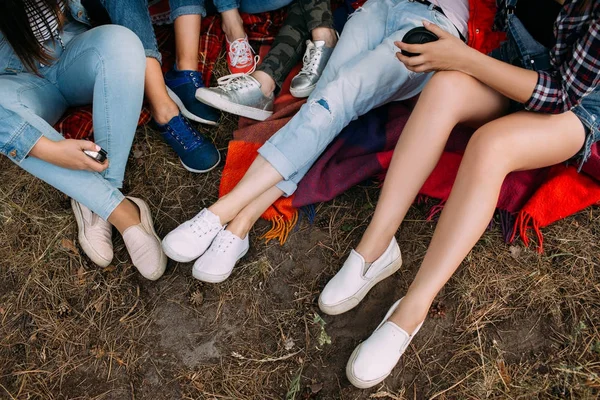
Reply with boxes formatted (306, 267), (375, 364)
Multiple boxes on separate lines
(0, 0), (91, 163)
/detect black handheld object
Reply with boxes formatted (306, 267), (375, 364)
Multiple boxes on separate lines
(401, 27), (439, 57)
(84, 148), (108, 163)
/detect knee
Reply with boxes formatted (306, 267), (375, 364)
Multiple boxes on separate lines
(422, 71), (473, 100)
(463, 127), (512, 175)
(90, 25), (146, 73)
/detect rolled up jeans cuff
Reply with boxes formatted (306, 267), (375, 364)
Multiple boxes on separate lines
(275, 179), (297, 197)
(145, 49), (163, 64)
(257, 140), (299, 181)
(171, 5), (207, 21)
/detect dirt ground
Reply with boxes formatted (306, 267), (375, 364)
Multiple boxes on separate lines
(1, 80), (600, 399)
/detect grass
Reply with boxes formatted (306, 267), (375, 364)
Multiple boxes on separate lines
(1, 58), (600, 399)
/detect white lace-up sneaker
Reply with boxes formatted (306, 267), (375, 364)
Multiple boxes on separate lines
(71, 199), (113, 267)
(226, 36), (257, 74)
(346, 298), (424, 389)
(192, 229), (249, 283)
(161, 208), (224, 262)
(319, 237), (402, 315)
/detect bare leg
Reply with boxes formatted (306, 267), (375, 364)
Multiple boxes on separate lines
(356, 72), (508, 262)
(252, 70), (277, 96)
(389, 109), (586, 333)
(226, 186), (285, 238)
(311, 27), (337, 47)
(108, 199), (141, 233)
(221, 8), (246, 42)
(174, 14), (202, 71)
(145, 58), (180, 124)
(209, 155), (284, 224)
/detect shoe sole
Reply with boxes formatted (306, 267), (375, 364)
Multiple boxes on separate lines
(195, 89), (272, 121)
(318, 256), (402, 316)
(161, 238), (203, 263)
(129, 198), (167, 281)
(71, 199), (112, 268)
(290, 84), (315, 99)
(166, 87), (219, 126)
(345, 344), (391, 389)
(180, 150), (221, 174)
(192, 246), (249, 283)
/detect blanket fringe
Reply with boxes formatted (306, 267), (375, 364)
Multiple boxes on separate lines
(426, 200), (446, 221)
(498, 209), (515, 243)
(261, 211), (299, 245)
(510, 210), (544, 253)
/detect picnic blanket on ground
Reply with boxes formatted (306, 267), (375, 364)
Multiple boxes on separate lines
(219, 1), (600, 251)
(54, 4), (287, 139)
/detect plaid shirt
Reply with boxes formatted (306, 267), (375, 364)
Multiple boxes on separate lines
(524, 0), (600, 114)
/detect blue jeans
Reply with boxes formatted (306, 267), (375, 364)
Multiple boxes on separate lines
(104, 0), (293, 64)
(257, 0), (461, 196)
(0, 21), (146, 220)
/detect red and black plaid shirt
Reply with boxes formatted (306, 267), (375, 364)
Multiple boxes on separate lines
(525, 0), (600, 114)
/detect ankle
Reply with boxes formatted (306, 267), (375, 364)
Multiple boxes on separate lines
(355, 240), (390, 263)
(225, 215), (254, 239)
(208, 199), (237, 226)
(388, 295), (430, 334)
(252, 71), (275, 97)
(221, 11), (245, 42)
(151, 100), (180, 125)
(176, 59), (199, 72)
(312, 27), (337, 48)
(109, 199), (141, 234)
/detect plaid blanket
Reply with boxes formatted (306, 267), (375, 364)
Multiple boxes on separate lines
(219, 0), (600, 250)
(56, 1), (286, 137)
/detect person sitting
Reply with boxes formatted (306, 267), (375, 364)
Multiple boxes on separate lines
(0, 0), (166, 280)
(161, 0), (470, 284)
(101, 0), (292, 172)
(195, 0), (338, 121)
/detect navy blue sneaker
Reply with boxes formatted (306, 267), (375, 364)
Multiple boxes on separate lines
(156, 114), (221, 173)
(165, 68), (220, 126)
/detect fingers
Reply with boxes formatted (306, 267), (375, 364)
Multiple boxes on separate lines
(395, 51), (432, 72)
(422, 20), (450, 38)
(79, 140), (101, 152)
(395, 41), (424, 56)
(82, 155), (109, 173)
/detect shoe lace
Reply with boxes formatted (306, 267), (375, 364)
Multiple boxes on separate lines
(166, 118), (205, 151)
(212, 231), (234, 253)
(228, 38), (255, 67)
(297, 41), (323, 76)
(188, 212), (217, 237)
(216, 61), (260, 92)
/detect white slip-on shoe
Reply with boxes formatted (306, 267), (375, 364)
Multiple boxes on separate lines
(346, 298), (424, 389)
(192, 229), (249, 283)
(121, 197), (167, 281)
(318, 237), (402, 315)
(161, 208), (224, 263)
(71, 199), (113, 267)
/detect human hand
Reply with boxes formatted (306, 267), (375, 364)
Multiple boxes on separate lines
(30, 138), (109, 172)
(395, 20), (472, 73)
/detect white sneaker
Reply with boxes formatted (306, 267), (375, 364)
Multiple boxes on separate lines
(71, 199), (113, 267)
(346, 298), (424, 389)
(161, 208), (223, 262)
(122, 197), (167, 281)
(192, 229), (249, 283)
(318, 237), (402, 315)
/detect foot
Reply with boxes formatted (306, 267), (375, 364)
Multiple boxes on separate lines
(195, 74), (274, 121)
(121, 197), (167, 281)
(164, 68), (220, 125)
(318, 237), (402, 315)
(290, 40), (335, 98)
(161, 208), (224, 263)
(226, 36), (257, 74)
(192, 229), (249, 283)
(346, 298), (424, 389)
(155, 114), (221, 173)
(71, 199), (113, 267)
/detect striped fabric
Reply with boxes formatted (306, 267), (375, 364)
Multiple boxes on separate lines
(25, 0), (65, 43)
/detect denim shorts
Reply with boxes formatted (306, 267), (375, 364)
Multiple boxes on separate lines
(489, 14), (600, 167)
